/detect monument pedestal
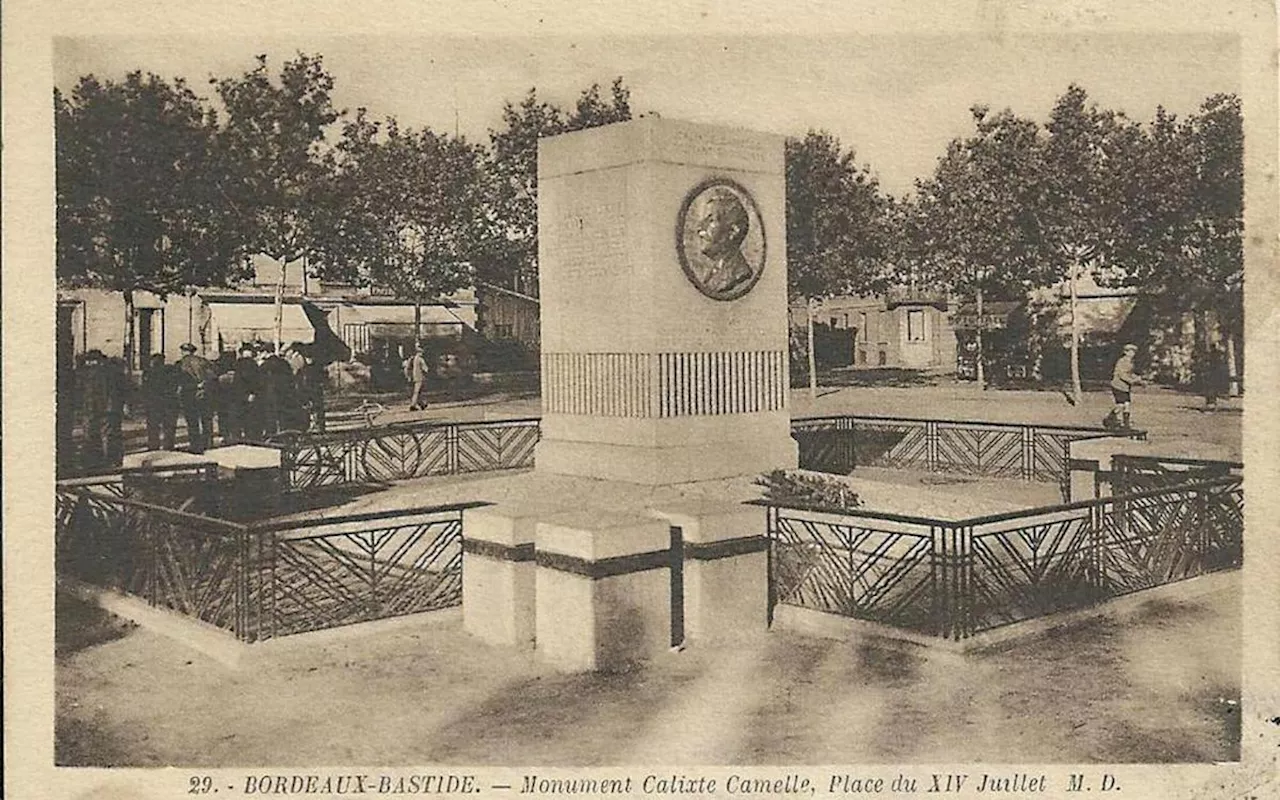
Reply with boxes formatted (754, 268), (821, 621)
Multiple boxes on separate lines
(462, 502), (562, 649)
(534, 511), (672, 672)
(462, 487), (771, 672)
(649, 501), (769, 644)
(462, 118), (791, 672)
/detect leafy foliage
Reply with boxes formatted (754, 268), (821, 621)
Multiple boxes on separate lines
(476, 78), (633, 295)
(785, 131), (890, 301)
(210, 53), (342, 268)
(312, 111), (485, 303)
(56, 71), (250, 295)
(756, 469), (863, 511)
(902, 105), (1050, 301)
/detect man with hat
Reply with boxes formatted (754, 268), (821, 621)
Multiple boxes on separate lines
(405, 341), (430, 412)
(230, 342), (262, 442)
(1105, 343), (1143, 431)
(176, 343), (216, 452)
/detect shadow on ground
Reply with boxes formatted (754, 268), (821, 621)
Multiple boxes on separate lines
(54, 572), (1240, 767)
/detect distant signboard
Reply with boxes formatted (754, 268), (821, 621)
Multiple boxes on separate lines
(952, 313), (1009, 331)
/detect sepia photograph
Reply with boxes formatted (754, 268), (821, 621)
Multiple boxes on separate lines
(6, 2), (1279, 798)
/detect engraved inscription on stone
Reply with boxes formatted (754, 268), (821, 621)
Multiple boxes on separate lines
(665, 129), (773, 168)
(676, 178), (766, 301)
(544, 200), (627, 281)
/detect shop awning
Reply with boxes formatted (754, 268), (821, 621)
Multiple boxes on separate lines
(951, 301), (1022, 331)
(1056, 296), (1138, 342)
(342, 303), (466, 326)
(206, 302), (315, 346)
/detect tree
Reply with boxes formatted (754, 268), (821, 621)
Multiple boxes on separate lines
(785, 130), (890, 397)
(56, 72), (250, 367)
(1040, 85), (1144, 403)
(312, 111), (486, 340)
(908, 106), (1050, 388)
(211, 53), (342, 350)
(1099, 94), (1243, 393)
(477, 78), (633, 295)
(1188, 94), (1244, 393)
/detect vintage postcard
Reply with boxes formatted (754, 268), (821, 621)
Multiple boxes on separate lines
(5, 1), (1279, 798)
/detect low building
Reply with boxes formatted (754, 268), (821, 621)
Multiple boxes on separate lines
(56, 256), (477, 372)
(789, 288), (956, 371)
(475, 282), (540, 351)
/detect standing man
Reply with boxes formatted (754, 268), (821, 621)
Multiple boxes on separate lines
(406, 341), (430, 412)
(177, 343), (216, 453)
(102, 355), (127, 467)
(257, 347), (294, 438)
(1105, 343), (1142, 431)
(231, 343), (262, 442)
(142, 353), (178, 450)
(298, 350), (328, 433)
(78, 350), (110, 470)
(1201, 343), (1229, 411)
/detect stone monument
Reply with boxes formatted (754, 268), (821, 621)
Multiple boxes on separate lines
(463, 118), (794, 671)
(533, 116), (798, 484)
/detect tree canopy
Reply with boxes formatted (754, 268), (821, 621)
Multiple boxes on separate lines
(312, 111), (485, 303)
(56, 71), (250, 297)
(477, 78), (633, 295)
(785, 130), (891, 301)
(210, 53), (342, 270)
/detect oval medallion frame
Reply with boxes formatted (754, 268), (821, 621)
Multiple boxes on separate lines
(675, 177), (767, 302)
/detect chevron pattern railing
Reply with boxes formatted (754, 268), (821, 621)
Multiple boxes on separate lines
(792, 414), (1112, 484)
(763, 473), (1243, 640)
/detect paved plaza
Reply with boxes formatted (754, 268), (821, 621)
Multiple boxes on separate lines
(56, 569), (1240, 767)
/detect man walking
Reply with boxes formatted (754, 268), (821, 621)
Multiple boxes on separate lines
(1105, 343), (1142, 431)
(406, 341), (430, 411)
(177, 343), (216, 453)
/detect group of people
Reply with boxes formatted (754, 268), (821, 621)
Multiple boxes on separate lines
(146, 341), (328, 454)
(72, 340), (328, 470)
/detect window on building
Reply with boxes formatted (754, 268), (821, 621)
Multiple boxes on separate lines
(878, 350), (887, 366)
(858, 312), (869, 342)
(136, 307), (164, 369)
(493, 323), (514, 340)
(907, 309), (926, 342)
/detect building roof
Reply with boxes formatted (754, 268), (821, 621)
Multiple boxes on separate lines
(478, 282), (540, 304)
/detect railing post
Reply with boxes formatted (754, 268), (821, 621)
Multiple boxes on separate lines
(931, 524), (953, 639)
(1088, 500), (1106, 602)
(237, 529), (249, 642)
(1022, 426), (1035, 481)
(926, 420), (938, 473)
(958, 525), (973, 639)
(1193, 485), (1209, 577)
(447, 422), (460, 474)
(765, 506), (777, 626)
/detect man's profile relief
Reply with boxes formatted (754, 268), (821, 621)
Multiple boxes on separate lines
(676, 178), (766, 301)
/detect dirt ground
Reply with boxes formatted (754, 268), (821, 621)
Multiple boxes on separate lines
(55, 572), (1240, 767)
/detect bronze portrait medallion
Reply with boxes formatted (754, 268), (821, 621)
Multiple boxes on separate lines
(675, 177), (766, 301)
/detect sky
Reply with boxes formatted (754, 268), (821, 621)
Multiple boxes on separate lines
(54, 32), (1239, 196)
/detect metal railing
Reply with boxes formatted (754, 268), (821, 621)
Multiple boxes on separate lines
(266, 417), (541, 492)
(1109, 454), (1244, 495)
(77, 414), (1113, 496)
(763, 473), (1243, 640)
(791, 414), (1115, 487)
(56, 483), (483, 642)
